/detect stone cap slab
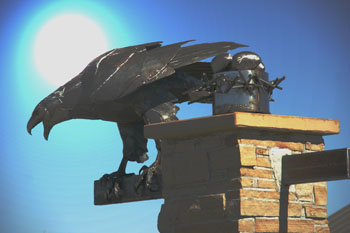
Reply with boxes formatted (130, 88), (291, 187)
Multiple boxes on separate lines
(144, 112), (340, 140)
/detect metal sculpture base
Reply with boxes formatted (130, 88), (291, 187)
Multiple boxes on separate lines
(94, 173), (162, 205)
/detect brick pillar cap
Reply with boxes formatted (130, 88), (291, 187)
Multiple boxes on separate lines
(144, 112), (340, 139)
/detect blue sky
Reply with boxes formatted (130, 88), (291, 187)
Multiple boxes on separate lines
(0, 0), (349, 232)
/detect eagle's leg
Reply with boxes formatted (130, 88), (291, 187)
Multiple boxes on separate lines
(101, 157), (127, 182)
(101, 157), (128, 199)
(109, 156), (128, 177)
(108, 121), (149, 179)
(135, 102), (179, 191)
(136, 139), (162, 192)
(101, 121), (149, 198)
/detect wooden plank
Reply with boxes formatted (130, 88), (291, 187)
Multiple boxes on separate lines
(234, 112), (339, 135)
(282, 148), (350, 185)
(144, 112), (340, 140)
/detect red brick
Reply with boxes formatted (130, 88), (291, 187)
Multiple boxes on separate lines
(288, 203), (302, 217)
(239, 144), (257, 166)
(314, 185), (327, 206)
(238, 219), (255, 232)
(305, 142), (324, 151)
(240, 168), (273, 179)
(257, 179), (276, 189)
(314, 219), (328, 225)
(315, 226), (330, 233)
(256, 147), (269, 155)
(241, 199), (279, 216)
(240, 177), (254, 187)
(295, 183), (314, 202)
(241, 199), (301, 217)
(288, 192), (297, 201)
(238, 139), (305, 151)
(257, 156), (271, 167)
(240, 190), (280, 200)
(305, 206), (327, 218)
(255, 218), (314, 232)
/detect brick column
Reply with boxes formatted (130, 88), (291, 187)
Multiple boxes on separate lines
(144, 112), (339, 233)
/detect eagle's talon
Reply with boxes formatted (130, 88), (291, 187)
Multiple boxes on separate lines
(135, 162), (160, 192)
(100, 171), (126, 200)
(113, 182), (123, 199)
(105, 171), (124, 180)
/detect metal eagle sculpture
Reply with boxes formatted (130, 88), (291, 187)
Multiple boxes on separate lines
(27, 40), (245, 191)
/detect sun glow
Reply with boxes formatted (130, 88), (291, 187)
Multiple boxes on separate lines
(33, 13), (108, 86)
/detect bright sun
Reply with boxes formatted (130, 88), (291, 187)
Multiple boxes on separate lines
(34, 14), (108, 86)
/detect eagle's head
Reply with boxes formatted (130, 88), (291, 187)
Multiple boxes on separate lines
(27, 87), (71, 140)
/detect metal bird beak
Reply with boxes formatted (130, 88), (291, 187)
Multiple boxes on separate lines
(27, 105), (51, 140)
(43, 121), (53, 141)
(27, 112), (42, 135)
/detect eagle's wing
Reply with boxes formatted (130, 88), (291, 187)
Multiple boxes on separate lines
(84, 41), (246, 102)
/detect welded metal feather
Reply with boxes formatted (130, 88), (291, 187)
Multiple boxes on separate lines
(87, 41), (246, 102)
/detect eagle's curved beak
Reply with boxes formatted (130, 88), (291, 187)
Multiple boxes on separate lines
(27, 105), (49, 139)
(43, 121), (53, 141)
(27, 114), (42, 136)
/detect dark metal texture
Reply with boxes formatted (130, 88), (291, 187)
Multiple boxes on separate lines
(184, 51), (285, 107)
(27, 40), (245, 197)
(210, 52), (232, 73)
(94, 174), (162, 205)
(282, 148), (350, 185)
(230, 51), (265, 71)
(212, 70), (271, 114)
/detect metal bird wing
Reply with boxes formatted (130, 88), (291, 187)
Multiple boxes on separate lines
(80, 41), (163, 100)
(84, 40), (246, 103)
